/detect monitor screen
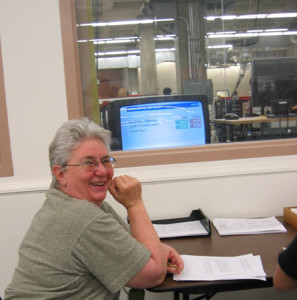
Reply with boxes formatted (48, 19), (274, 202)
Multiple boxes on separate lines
(251, 57), (297, 115)
(100, 94), (210, 151)
(120, 101), (206, 150)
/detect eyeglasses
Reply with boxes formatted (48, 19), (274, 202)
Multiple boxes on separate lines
(66, 156), (116, 172)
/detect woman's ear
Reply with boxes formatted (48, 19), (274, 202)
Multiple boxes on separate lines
(53, 165), (65, 186)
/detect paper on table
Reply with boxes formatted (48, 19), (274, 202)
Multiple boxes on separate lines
(213, 216), (287, 236)
(173, 254), (267, 281)
(291, 208), (297, 214)
(153, 220), (208, 238)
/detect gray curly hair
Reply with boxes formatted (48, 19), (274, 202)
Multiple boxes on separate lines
(49, 118), (111, 189)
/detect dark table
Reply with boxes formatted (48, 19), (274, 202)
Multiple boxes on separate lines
(148, 217), (297, 300)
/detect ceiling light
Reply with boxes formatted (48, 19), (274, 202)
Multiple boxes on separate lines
(259, 32), (284, 36)
(284, 31), (297, 35)
(95, 38), (138, 45)
(96, 48), (176, 57)
(267, 13), (297, 18)
(234, 33), (258, 37)
(78, 18), (174, 27)
(78, 37), (139, 44)
(155, 34), (176, 41)
(155, 48), (175, 52)
(208, 45), (233, 49)
(206, 12), (297, 21)
(215, 31), (236, 35)
(96, 50), (141, 56)
(207, 34), (234, 38)
(237, 14), (267, 19)
(78, 34), (176, 44)
(221, 15), (237, 20)
(156, 34), (176, 38)
(207, 30), (297, 39)
(265, 28), (288, 32)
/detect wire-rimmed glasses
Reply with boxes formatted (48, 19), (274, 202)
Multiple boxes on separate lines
(66, 156), (116, 172)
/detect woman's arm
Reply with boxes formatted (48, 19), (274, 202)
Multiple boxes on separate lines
(109, 175), (183, 288)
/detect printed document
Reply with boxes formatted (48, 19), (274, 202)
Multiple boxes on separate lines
(213, 216), (287, 236)
(153, 220), (208, 238)
(173, 254), (267, 281)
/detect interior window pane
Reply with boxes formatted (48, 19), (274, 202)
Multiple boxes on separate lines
(74, 0), (297, 162)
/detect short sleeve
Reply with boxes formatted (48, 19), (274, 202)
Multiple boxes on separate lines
(71, 211), (150, 294)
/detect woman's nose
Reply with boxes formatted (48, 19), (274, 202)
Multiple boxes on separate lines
(94, 162), (108, 174)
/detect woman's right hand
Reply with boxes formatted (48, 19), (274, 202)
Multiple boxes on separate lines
(109, 175), (143, 209)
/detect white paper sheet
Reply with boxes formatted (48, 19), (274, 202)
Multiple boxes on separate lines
(212, 216), (287, 236)
(173, 254), (267, 281)
(153, 220), (208, 238)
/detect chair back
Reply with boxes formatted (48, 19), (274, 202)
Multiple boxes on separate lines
(128, 289), (145, 300)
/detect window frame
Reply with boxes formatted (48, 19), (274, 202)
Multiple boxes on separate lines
(0, 39), (13, 177)
(59, 0), (297, 168)
(59, 0), (84, 120)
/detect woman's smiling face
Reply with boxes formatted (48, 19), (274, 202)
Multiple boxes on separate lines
(59, 138), (114, 206)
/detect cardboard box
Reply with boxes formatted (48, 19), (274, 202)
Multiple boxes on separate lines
(284, 206), (297, 229)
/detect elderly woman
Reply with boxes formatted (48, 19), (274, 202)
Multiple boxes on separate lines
(5, 118), (183, 300)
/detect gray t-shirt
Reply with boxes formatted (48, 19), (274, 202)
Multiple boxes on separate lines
(5, 189), (150, 300)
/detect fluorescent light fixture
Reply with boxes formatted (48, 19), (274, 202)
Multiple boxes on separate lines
(207, 45), (233, 49)
(265, 28), (288, 32)
(267, 13), (297, 18)
(221, 15), (237, 20)
(155, 34), (176, 41)
(96, 48), (176, 56)
(207, 30), (297, 38)
(207, 34), (234, 38)
(156, 34), (176, 38)
(215, 31), (236, 35)
(95, 38), (139, 45)
(155, 47), (175, 52)
(234, 32), (258, 37)
(206, 12), (297, 21)
(284, 31), (297, 35)
(237, 14), (267, 19)
(78, 18), (174, 27)
(96, 50), (141, 56)
(259, 32), (284, 36)
(78, 34), (176, 44)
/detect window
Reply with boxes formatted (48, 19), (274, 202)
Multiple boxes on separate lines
(60, 0), (297, 168)
(0, 39), (13, 176)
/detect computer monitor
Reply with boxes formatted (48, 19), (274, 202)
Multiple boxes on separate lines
(270, 99), (292, 117)
(251, 57), (297, 115)
(100, 94), (210, 151)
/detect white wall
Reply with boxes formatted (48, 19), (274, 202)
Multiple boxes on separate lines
(207, 65), (252, 97)
(0, 0), (68, 187)
(0, 1), (297, 300)
(156, 61), (177, 95)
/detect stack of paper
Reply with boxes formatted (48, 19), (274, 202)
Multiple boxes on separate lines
(153, 220), (208, 238)
(213, 216), (287, 236)
(173, 254), (267, 281)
